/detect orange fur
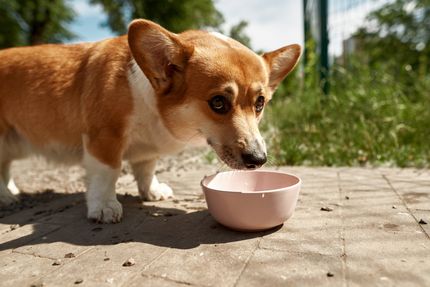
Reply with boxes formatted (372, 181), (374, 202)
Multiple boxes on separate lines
(0, 36), (133, 168)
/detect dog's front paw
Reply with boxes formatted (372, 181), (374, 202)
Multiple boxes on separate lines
(142, 183), (174, 201)
(0, 189), (19, 207)
(87, 199), (123, 223)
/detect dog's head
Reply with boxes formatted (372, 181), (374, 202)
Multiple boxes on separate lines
(128, 19), (301, 169)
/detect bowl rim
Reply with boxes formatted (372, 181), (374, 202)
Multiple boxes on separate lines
(200, 169), (301, 194)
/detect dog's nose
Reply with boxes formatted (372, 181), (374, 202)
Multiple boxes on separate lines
(241, 152), (267, 169)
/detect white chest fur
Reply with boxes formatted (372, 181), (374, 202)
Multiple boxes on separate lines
(124, 60), (186, 163)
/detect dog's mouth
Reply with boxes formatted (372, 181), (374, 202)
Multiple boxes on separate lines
(207, 140), (267, 170)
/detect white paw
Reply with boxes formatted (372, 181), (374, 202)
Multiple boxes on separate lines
(87, 199), (123, 223)
(143, 183), (174, 201)
(8, 179), (20, 195)
(0, 189), (19, 207)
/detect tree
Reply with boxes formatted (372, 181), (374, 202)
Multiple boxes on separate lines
(0, 0), (76, 49)
(90, 0), (224, 34)
(229, 20), (252, 48)
(353, 0), (430, 78)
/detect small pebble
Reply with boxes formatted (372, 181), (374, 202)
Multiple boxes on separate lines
(122, 257), (136, 267)
(104, 257), (110, 261)
(327, 272), (334, 277)
(392, 205), (397, 209)
(9, 224), (19, 231)
(52, 259), (61, 266)
(321, 206), (333, 212)
(419, 219), (428, 225)
(74, 278), (83, 284)
(345, 196), (350, 200)
(64, 252), (75, 258)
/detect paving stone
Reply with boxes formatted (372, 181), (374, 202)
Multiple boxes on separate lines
(37, 244), (167, 287)
(412, 210), (430, 238)
(1, 162), (429, 287)
(129, 274), (195, 287)
(260, 215), (343, 256)
(137, 215), (262, 287)
(235, 249), (344, 287)
(384, 176), (430, 210)
(0, 251), (58, 286)
(139, 240), (259, 287)
(346, 256), (430, 287)
(0, 223), (61, 254)
(0, 193), (84, 233)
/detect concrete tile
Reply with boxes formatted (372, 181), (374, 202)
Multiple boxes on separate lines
(0, 251), (58, 286)
(385, 177), (430, 210)
(141, 240), (259, 287)
(346, 256), (430, 287)
(0, 223), (61, 253)
(139, 216), (263, 287)
(38, 243), (167, 287)
(12, 200), (151, 259)
(341, 201), (429, 259)
(261, 212), (343, 256)
(129, 274), (194, 287)
(0, 193), (84, 233)
(411, 210), (430, 237)
(236, 249), (344, 287)
(1, 165), (429, 287)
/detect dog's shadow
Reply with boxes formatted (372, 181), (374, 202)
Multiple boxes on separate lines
(0, 191), (279, 252)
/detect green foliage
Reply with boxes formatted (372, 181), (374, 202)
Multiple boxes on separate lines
(354, 0), (429, 82)
(0, 0), (76, 48)
(229, 20), (251, 48)
(90, 0), (252, 48)
(263, 61), (430, 167)
(262, 0), (430, 167)
(90, 0), (224, 34)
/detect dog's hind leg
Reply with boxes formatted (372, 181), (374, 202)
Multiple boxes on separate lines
(0, 137), (19, 207)
(2, 161), (19, 195)
(131, 159), (174, 201)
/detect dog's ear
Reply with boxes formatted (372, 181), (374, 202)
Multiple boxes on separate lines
(128, 19), (194, 94)
(262, 44), (301, 91)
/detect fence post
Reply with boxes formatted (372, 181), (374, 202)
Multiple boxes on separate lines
(319, 0), (329, 94)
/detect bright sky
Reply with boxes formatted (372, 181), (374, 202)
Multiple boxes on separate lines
(69, 0), (304, 52)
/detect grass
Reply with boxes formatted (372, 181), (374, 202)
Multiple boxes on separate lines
(262, 64), (430, 167)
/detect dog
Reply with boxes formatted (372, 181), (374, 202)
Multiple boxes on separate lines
(0, 19), (301, 223)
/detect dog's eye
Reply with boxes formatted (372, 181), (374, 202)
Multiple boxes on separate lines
(255, 96), (265, 113)
(209, 95), (231, 114)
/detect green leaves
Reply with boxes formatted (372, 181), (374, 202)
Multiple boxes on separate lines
(90, 0), (224, 34)
(262, 62), (430, 167)
(0, 0), (76, 48)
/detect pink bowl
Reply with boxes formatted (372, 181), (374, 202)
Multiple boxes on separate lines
(201, 170), (301, 231)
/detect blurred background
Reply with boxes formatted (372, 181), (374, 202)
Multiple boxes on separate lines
(0, 0), (429, 167)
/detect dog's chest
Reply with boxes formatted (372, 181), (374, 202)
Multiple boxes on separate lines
(124, 108), (185, 162)
(124, 59), (187, 162)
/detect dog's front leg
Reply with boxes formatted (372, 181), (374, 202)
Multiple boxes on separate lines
(83, 141), (123, 223)
(131, 159), (173, 201)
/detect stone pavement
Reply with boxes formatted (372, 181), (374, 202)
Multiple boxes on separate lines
(0, 160), (429, 287)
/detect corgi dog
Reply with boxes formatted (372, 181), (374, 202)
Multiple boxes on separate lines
(0, 19), (301, 223)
